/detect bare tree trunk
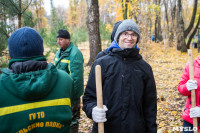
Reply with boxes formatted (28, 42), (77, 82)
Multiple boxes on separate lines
(186, 13), (200, 48)
(154, 0), (163, 42)
(122, 0), (129, 19)
(176, 0), (187, 52)
(169, 0), (176, 44)
(176, 0), (198, 52)
(163, 0), (171, 47)
(35, 4), (40, 30)
(184, 0), (198, 38)
(18, 0), (22, 28)
(86, 0), (101, 66)
(39, 0), (42, 29)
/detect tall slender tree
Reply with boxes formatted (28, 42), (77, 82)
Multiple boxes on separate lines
(154, 0), (163, 42)
(31, 0), (45, 30)
(176, 0), (198, 52)
(122, 0), (129, 19)
(186, 13), (200, 49)
(50, 0), (57, 30)
(169, 0), (176, 44)
(176, 0), (186, 51)
(86, 0), (101, 66)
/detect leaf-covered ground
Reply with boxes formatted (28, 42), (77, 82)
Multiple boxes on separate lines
(77, 42), (200, 133)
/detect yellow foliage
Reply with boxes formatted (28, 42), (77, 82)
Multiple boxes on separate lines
(66, 0), (79, 27)
(40, 17), (48, 28)
(114, 3), (123, 22)
(172, 111), (177, 114)
(30, 0), (47, 29)
(105, 23), (112, 33)
(66, 0), (87, 28)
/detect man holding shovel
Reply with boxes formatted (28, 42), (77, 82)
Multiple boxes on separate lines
(83, 19), (157, 133)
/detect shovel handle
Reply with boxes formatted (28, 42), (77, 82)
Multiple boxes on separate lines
(188, 49), (198, 132)
(95, 65), (104, 133)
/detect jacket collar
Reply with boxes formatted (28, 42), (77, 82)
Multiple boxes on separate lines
(58, 42), (74, 57)
(111, 48), (141, 59)
(10, 60), (48, 74)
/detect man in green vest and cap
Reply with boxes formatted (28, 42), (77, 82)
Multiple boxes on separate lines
(54, 29), (84, 133)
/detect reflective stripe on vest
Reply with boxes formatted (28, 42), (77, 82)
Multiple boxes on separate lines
(0, 98), (71, 116)
(55, 58), (71, 75)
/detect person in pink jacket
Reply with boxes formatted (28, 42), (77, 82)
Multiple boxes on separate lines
(178, 55), (200, 132)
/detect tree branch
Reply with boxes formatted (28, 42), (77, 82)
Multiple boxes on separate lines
(186, 13), (200, 48)
(8, 0), (20, 13)
(0, 26), (10, 38)
(22, 0), (32, 14)
(0, 1), (13, 9)
(184, 0), (198, 38)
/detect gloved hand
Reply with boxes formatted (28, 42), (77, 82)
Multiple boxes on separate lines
(190, 107), (200, 118)
(92, 105), (108, 123)
(186, 80), (197, 91)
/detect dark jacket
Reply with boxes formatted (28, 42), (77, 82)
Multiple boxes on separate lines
(0, 61), (73, 133)
(95, 49), (109, 60)
(83, 48), (157, 133)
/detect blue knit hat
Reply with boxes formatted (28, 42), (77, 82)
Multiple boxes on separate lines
(114, 19), (140, 44)
(8, 27), (44, 59)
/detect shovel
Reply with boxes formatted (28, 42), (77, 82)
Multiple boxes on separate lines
(95, 65), (104, 133)
(188, 49), (198, 133)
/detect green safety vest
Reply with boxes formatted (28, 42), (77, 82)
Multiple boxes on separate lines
(0, 64), (73, 133)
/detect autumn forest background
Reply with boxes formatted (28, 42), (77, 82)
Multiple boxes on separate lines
(0, 0), (200, 132)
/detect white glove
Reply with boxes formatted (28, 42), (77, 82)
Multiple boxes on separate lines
(186, 80), (197, 91)
(190, 107), (200, 118)
(92, 105), (108, 123)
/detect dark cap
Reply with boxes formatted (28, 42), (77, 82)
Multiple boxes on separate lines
(57, 29), (70, 39)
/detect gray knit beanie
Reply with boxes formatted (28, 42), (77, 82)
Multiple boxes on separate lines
(114, 19), (140, 44)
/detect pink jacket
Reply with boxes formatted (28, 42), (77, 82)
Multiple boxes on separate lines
(178, 55), (200, 124)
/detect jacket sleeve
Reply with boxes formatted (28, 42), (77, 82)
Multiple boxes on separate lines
(82, 62), (98, 119)
(143, 66), (157, 133)
(70, 51), (84, 100)
(178, 63), (191, 96)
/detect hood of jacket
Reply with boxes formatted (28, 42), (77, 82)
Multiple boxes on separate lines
(107, 40), (121, 51)
(0, 63), (58, 101)
(58, 42), (74, 57)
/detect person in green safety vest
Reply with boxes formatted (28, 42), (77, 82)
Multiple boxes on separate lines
(54, 29), (84, 133)
(0, 27), (73, 133)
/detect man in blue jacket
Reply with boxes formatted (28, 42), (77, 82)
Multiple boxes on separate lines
(83, 19), (157, 133)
